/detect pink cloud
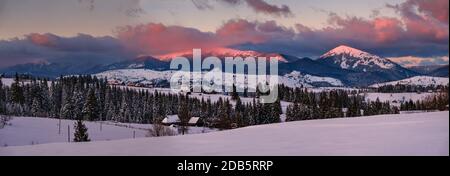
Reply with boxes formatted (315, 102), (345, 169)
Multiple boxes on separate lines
(216, 19), (268, 44)
(389, 56), (449, 67)
(116, 20), (294, 55)
(387, 0), (449, 43)
(407, 0), (448, 24)
(28, 33), (56, 47)
(116, 23), (218, 55)
(113, 0), (447, 58)
(373, 18), (404, 43)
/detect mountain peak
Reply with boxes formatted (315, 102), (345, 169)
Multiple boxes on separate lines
(321, 45), (374, 59)
(319, 45), (396, 70)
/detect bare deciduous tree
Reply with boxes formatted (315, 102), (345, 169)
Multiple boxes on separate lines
(0, 115), (12, 129)
(147, 117), (176, 137)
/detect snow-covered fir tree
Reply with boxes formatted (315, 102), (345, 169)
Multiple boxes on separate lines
(73, 119), (90, 142)
(82, 88), (99, 121)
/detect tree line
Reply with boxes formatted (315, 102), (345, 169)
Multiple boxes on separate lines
(376, 84), (449, 93)
(278, 85), (399, 122)
(0, 74), (281, 130)
(1, 75), (447, 131)
(400, 92), (449, 111)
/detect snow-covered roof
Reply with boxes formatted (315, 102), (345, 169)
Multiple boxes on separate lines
(188, 117), (201, 124)
(162, 115), (180, 124)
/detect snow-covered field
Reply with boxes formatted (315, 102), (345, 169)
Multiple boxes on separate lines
(0, 78), (42, 87)
(0, 78), (16, 87)
(1, 111), (448, 156)
(370, 76), (449, 88)
(0, 117), (216, 147)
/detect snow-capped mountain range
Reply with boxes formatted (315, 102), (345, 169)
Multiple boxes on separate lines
(155, 47), (292, 62)
(1, 45), (446, 87)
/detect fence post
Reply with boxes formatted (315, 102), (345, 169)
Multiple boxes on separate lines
(58, 118), (61, 135)
(67, 125), (70, 142)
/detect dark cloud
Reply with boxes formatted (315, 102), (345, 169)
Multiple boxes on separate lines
(0, 33), (131, 68)
(78, 0), (145, 17)
(78, 0), (95, 11)
(191, 0), (214, 10)
(244, 0), (293, 17)
(192, 0), (293, 17)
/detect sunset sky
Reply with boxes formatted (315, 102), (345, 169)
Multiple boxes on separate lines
(0, 0), (448, 68)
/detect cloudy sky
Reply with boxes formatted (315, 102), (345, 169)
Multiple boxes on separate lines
(0, 0), (448, 68)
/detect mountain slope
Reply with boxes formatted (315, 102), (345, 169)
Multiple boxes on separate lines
(100, 56), (170, 71)
(429, 65), (449, 77)
(0, 62), (106, 78)
(408, 65), (449, 77)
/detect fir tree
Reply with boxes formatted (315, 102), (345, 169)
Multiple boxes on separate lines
(11, 74), (25, 104)
(231, 84), (239, 101)
(31, 97), (41, 117)
(72, 90), (85, 120)
(216, 98), (231, 129)
(60, 93), (75, 119)
(73, 119), (90, 142)
(82, 88), (99, 121)
(178, 98), (190, 135)
(0, 78), (4, 114)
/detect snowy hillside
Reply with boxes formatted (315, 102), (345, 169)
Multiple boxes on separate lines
(282, 71), (343, 87)
(95, 69), (175, 85)
(370, 76), (449, 88)
(0, 78), (14, 87)
(95, 69), (343, 88)
(1, 111), (448, 156)
(0, 117), (217, 147)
